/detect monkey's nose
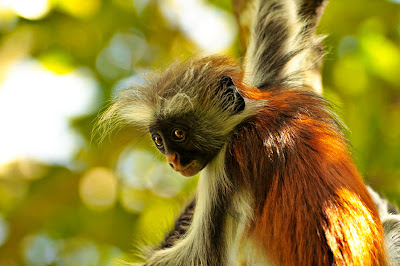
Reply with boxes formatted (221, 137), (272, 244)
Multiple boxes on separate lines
(166, 153), (179, 170)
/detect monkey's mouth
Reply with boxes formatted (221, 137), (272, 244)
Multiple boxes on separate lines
(176, 160), (201, 177)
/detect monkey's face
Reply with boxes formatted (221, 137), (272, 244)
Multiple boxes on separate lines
(149, 113), (224, 177)
(148, 75), (246, 177)
(100, 56), (248, 176)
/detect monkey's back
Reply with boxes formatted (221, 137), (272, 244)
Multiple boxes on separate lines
(227, 87), (387, 265)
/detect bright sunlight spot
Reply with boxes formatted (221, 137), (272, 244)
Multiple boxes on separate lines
(11, 0), (50, 20)
(0, 59), (101, 166)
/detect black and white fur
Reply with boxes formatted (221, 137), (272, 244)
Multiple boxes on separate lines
(101, 56), (262, 265)
(368, 187), (400, 265)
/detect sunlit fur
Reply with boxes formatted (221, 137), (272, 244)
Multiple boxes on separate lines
(228, 85), (386, 265)
(98, 0), (398, 265)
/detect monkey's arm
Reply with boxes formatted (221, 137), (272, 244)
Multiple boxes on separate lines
(159, 199), (195, 249)
(146, 151), (232, 266)
(235, 0), (327, 92)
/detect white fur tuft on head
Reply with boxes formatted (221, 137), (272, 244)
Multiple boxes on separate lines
(95, 55), (260, 144)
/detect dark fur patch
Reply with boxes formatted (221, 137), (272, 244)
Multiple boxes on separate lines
(388, 202), (399, 215)
(160, 199), (196, 249)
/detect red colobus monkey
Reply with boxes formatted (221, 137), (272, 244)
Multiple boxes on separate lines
(99, 0), (400, 265)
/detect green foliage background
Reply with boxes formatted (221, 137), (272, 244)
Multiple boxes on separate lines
(0, 0), (399, 265)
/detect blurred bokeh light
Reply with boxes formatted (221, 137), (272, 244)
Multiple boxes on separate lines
(0, 59), (100, 166)
(3, 0), (51, 20)
(0, 0), (398, 265)
(79, 167), (118, 211)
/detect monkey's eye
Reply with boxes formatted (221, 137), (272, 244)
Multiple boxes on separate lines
(152, 134), (164, 148)
(172, 129), (186, 142)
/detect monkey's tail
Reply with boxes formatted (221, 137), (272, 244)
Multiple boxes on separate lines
(368, 186), (400, 265)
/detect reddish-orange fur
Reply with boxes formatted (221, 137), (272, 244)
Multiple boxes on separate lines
(228, 85), (387, 265)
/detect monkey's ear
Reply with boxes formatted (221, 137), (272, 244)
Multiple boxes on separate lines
(219, 75), (245, 114)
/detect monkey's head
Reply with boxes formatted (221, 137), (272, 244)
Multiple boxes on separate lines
(100, 55), (252, 177)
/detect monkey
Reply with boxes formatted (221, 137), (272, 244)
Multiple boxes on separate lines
(98, 0), (400, 265)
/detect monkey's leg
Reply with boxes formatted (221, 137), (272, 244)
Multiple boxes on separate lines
(367, 186), (400, 265)
(159, 199), (195, 249)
